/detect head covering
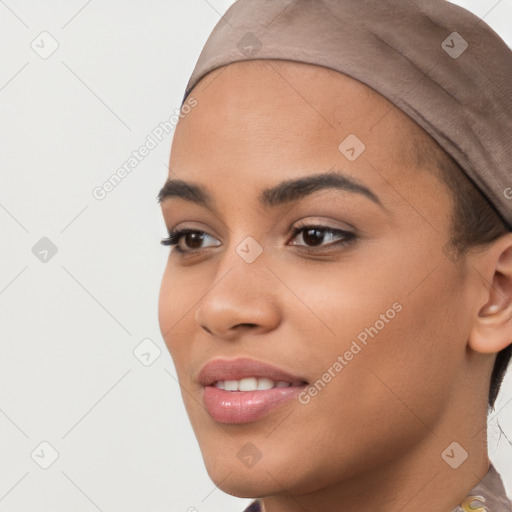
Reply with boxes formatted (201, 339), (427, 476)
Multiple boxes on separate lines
(181, 0), (512, 230)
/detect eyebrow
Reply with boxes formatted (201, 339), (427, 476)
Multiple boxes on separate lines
(157, 170), (385, 212)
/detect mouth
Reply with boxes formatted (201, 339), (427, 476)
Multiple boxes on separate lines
(197, 357), (309, 424)
(197, 356), (309, 388)
(209, 376), (308, 391)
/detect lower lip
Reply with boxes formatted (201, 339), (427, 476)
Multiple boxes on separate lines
(202, 384), (307, 424)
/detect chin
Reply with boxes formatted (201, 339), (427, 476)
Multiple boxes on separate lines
(202, 463), (265, 497)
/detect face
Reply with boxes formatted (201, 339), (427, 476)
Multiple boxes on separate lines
(158, 60), (476, 498)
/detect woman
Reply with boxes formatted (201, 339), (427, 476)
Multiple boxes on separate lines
(158, 1), (512, 510)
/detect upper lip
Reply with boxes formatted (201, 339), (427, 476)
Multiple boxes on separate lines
(197, 357), (309, 387)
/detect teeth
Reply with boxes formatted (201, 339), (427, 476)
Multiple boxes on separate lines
(213, 377), (292, 391)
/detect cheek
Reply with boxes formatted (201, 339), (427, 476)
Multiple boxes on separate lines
(284, 248), (466, 423)
(158, 263), (193, 362)
(157, 266), (174, 343)
(158, 262), (215, 388)
(158, 262), (198, 335)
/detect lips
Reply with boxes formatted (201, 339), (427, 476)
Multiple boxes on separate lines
(198, 357), (310, 424)
(197, 357), (308, 387)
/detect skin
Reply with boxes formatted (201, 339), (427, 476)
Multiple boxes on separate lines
(158, 60), (512, 512)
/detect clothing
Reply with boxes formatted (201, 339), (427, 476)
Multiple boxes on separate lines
(181, 0), (512, 230)
(241, 463), (512, 511)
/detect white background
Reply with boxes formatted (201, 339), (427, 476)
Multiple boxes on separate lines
(0, 1), (511, 510)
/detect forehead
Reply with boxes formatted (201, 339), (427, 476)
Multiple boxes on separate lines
(168, 60), (449, 224)
(174, 59), (424, 167)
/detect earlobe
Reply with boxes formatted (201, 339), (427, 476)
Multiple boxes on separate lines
(468, 234), (512, 355)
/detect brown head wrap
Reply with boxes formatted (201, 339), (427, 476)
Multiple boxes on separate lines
(182, 0), (512, 229)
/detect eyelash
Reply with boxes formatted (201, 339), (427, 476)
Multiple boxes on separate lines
(160, 224), (356, 254)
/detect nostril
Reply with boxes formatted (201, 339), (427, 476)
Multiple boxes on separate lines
(200, 323), (258, 335)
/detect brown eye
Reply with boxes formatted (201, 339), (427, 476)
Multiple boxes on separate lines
(181, 231), (205, 249)
(299, 227), (325, 246)
(160, 229), (220, 253)
(289, 225), (356, 249)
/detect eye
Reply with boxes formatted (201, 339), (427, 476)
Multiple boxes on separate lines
(289, 224), (356, 249)
(160, 228), (220, 253)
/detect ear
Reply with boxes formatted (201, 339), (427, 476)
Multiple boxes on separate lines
(468, 233), (512, 354)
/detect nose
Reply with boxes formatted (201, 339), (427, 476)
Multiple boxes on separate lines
(194, 258), (281, 340)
